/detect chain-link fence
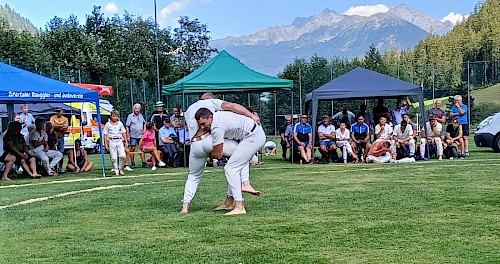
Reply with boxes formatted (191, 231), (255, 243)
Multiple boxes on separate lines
(3, 58), (500, 132)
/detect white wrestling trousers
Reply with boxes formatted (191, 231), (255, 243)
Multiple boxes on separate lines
(336, 140), (354, 160)
(109, 139), (126, 170)
(182, 136), (242, 204)
(224, 125), (266, 202)
(366, 153), (391, 163)
(420, 137), (443, 157)
(31, 149), (63, 172)
(391, 139), (416, 156)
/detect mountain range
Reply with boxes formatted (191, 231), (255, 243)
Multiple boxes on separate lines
(211, 4), (456, 75)
(0, 4), (37, 33)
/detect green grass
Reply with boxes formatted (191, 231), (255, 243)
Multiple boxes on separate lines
(1, 146), (500, 263)
(472, 83), (500, 105)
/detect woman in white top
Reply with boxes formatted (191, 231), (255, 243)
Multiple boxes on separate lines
(335, 122), (359, 163)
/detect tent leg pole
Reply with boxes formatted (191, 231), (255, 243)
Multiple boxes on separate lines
(274, 92), (277, 136)
(291, 89), (294, 164)
(96, 101), (106, 177)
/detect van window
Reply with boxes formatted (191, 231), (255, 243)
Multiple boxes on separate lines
(92, 114), (109, 125)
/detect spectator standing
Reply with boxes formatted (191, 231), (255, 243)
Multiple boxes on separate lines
(392, 120), (415, 158)
(335, 121), (358, 163)
(19, 104), (35, 137)
(158, 119), (183, 168)
(333, 104), (356, 125)
(373, 99), (389, 126)
(293, 114), (313, 164)
(420, 117), (444, 160)
(445, 118), (464, 159)
(104, 110), (128, 176)
(45, 122), (58, 150)
(391, 97), (412, 125)
(428, 100), (446, 124)
(50, 107), (68, 173)
(318, 114), (337, 163)
(170, 105), (186, 136)
(350, 115), (371, 159)
(358, 104), (373, 128)
(29, 118), (63, 176)
(150, 101), (170, 144)
(450, 95), (469, 156)
(125, 103), (146, 169)
(285, 115), (298, 160)
(279, 115), (291, 161)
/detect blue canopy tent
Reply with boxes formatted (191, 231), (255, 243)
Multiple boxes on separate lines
(0, 62), (107, 176)
(304, 67), (428, 154)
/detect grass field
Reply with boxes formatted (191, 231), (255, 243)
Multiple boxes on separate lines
(472, 83), (500, 105)
(1, 145), (499, 263)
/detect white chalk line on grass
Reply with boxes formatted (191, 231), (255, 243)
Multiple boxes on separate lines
(0, 171), (187, 189)
(0, 180), (176, 210)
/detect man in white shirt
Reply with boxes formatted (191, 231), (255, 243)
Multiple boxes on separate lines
(420, 116), (444, 160)
(392, 120), (415, 158)
(181, 93), (260, 214)
(374, 116), (393, 143)
(317, 114), (337, 163)
(29, 118), (63, 175)
(195, 108), (266, 215)
(332, 104), (356, 125)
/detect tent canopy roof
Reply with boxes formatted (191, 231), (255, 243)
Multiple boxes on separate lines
(0, 62), (99, 104)
(162, 50), (293, 95)
(69, 83), (114, 96)
(305, 67), (421, 102)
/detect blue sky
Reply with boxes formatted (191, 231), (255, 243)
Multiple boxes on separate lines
(2, 0), (479, 39)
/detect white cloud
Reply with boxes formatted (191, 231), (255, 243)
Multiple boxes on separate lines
(160, 0), (191, 23)
(104, 2), (118, 13)
(441, 12), (468, 25)
(344, 4), (390, 17)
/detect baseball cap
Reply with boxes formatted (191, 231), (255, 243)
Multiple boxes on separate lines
(292, 114), (298, 119)
(452, 118), (459, 124)
(55, 106), (63, 112)
(429, 116), (436, 121)
(155, 101), (165, 107)
(322, 114), (329, 119)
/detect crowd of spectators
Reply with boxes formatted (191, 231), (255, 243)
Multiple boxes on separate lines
(1, 101), (191, 180)
(278, 95), (470, 164)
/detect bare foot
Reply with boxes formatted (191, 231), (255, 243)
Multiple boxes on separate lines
(214, 203), (234, 211)
(242, 184), (262, 196)
(180, 203), (189, 214)
(224, 208), (246, 216)
(1, 177), (12, 181)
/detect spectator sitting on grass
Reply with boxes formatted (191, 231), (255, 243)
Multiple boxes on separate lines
(264, 141), (277, 156)
(66, 139), (94, 173)
(366, 141), (396, 164)
(1, 121), (40, 181)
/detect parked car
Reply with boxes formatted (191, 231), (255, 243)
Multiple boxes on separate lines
(474, 112), (500, 152)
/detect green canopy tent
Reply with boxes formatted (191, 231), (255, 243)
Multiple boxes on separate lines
(162, 50), (294, 135)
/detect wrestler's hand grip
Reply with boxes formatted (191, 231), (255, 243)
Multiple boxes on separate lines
(211, 143), (223, 159)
